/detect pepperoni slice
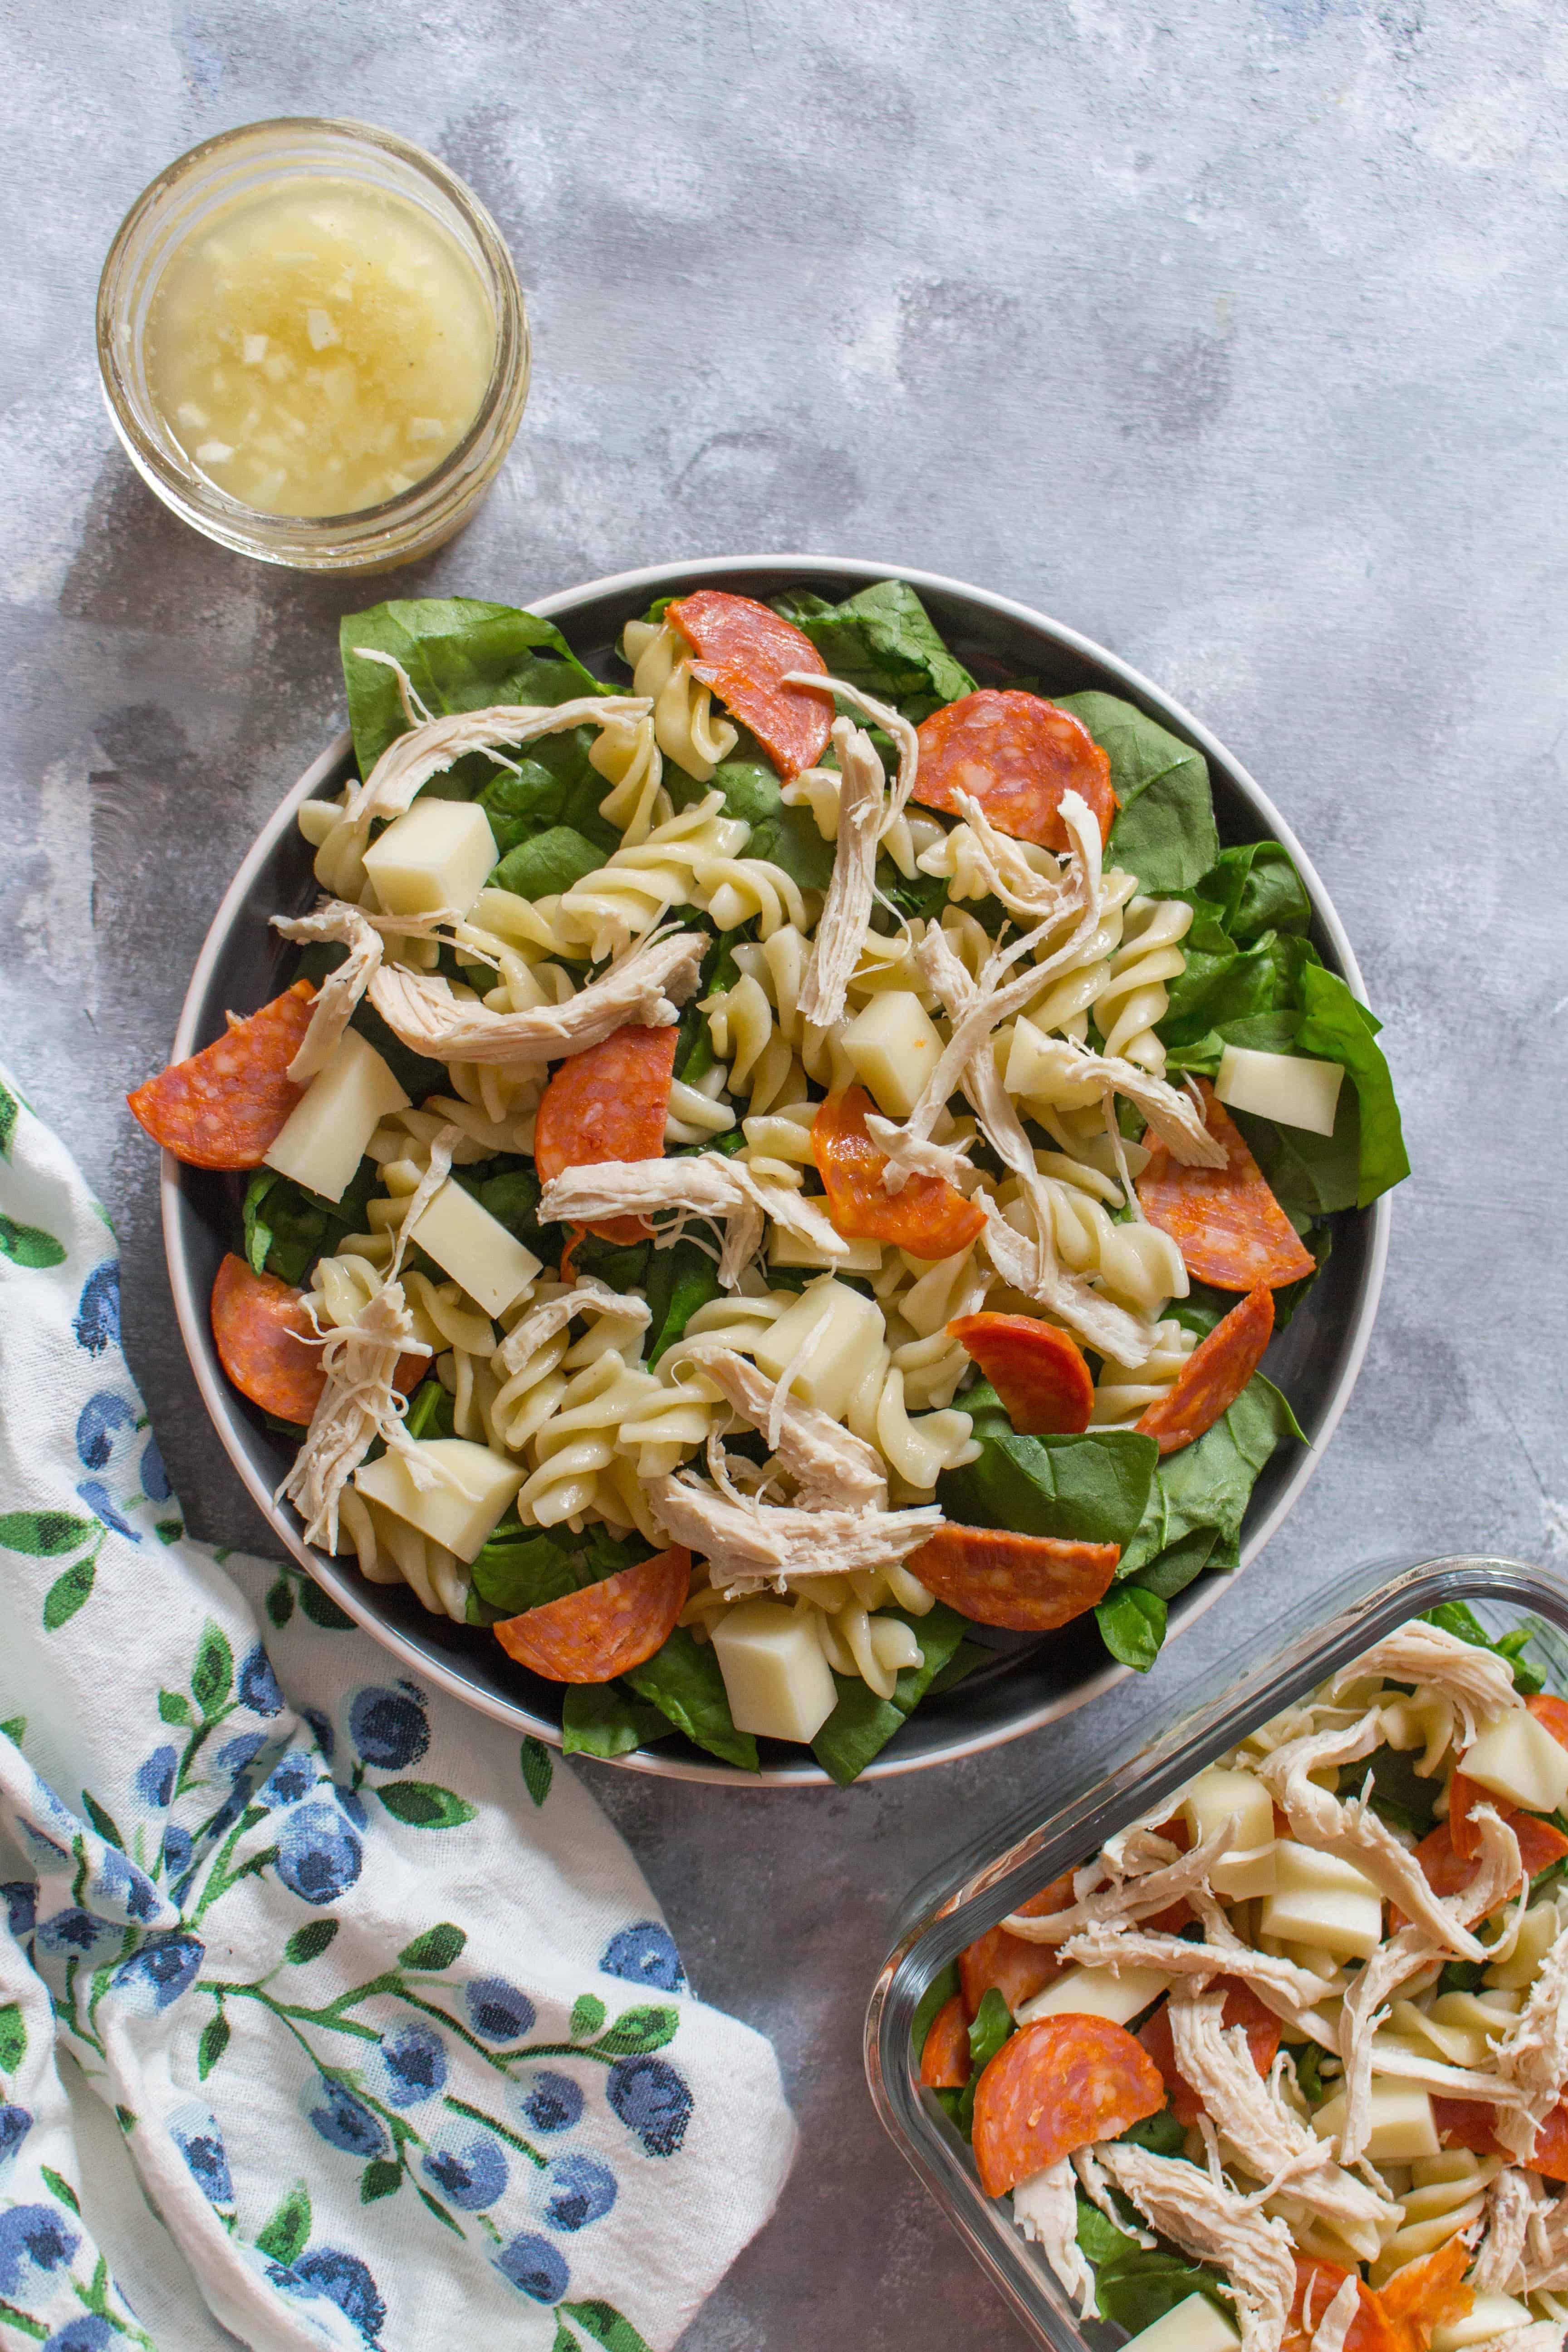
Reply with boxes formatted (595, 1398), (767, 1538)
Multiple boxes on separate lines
(1137, 1980), (1283, 2127)
(493, 1547), (691, 1683)
(1287, 2259), (1400, 2352)
(919, 1994), (972, 2090)
(1529, 1693), (1568, 1749)
(665, 590), (831, 779)
(534, 1024), (678, 1246)
(812, 1088), (986, 1261)
(907, 1523), (1119, 1632)
(127, 979), (316, 1170)
(1531, 2100), (1568, 2182)
(1448, 1773), (1568, 1873)
(913, 690), (1118, 851)
(1432, 2097), (1505, 2160)
(1136, 1286), (1274, 1455)
(1137, 1081), (1315, 1292)
(947, 1313), (1093, 1436)
(212, 1254), (326, 1424)
(1375, 2240), (1473, 2352)
(971, 2014), (1163, 2198)
(959, 1872), (1075, 2019)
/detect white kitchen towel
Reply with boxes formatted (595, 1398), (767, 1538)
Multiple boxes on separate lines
(0, 1068), (796, 2352)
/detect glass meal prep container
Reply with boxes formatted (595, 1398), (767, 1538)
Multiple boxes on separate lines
(866, 1553), (1568, 2352)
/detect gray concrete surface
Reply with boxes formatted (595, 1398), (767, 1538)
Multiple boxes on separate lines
(3, 1), (1566, 2341)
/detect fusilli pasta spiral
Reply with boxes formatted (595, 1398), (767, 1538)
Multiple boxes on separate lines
(622, 618), (738, 783)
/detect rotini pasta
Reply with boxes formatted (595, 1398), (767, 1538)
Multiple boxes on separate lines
(622, 617), (738, 782)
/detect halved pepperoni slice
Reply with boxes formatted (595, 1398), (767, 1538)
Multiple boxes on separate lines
(947, 1313), (1093, 1436)
(534, 1024), (677, 1246)
(212, 1254), (326, 1424)
(128, 979), (316, 1169)
(813, 1087), (986, 1260)
(906, 1523), (1119, 1632)
(1287, 2259), (1399, 2352)
(493, 1547), (691, 1683)
(1137, 1979), (1283, 2127)
(1375, 2239), (1473, 2352)
(959, 1872), (1075, 2019)
(1432, 2096), (1505, 2160)
(1529, 1693), (1568, 1749)
(1137, 1080), (1315, 1291)
(913, 689), (1118, 850)
(666, 590), (831, 779)
(1448, 1772), (1568, 1873)
(919, 1994), (972, 2090)
(1136, 1286), (1274, 1455)
(971, 2014), (1163, 2197)
(1531, 2099), (1568, 2181)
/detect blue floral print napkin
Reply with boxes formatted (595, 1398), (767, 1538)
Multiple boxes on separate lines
(0, 1070), (796, 2352)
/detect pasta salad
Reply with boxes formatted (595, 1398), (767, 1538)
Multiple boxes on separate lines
(917, 1610), (1568, 2352)
(128, 579), (1407, 1779)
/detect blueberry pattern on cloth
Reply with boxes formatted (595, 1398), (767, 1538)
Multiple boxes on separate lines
(0, 1068), (796, 2352)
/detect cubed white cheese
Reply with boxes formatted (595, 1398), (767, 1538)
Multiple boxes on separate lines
(362, 797), (499, 919)
(1461, 1708), (1568, 1815)
(1182, 1767), (1278, 1901)
(1259, 1843), (1383, 1959)
(1431, 2294), (1532, 2352)
(1016, 1964), (1169, 2029)
(1312, 2080), (1438, 2161)
(751, 1277), (884, 1422)
(839, 990), (946, 1118)
(408, 1177), (541, 1318)
(354, 1438), (524, 1564)
(264, 1028), (409, 1203)
(710, 1600), (838, 1744)
(1116, 2293), (1240, 2352)
(1215, 1045), (1345, 1138)
(766, 1228), (884, 1274)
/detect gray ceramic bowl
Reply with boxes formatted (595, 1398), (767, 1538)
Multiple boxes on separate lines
(162, 555), (1390, 1786)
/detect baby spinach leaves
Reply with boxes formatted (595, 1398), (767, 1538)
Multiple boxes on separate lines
(1062, 693), (1219, 894)
(773, 579), (977, 719)
(624, 1627), (759, 1773)
(489, 822), (606, 900)
(1422, 1601), (1545, 1697)
(242, 1162), (377, 1287)
(1076, 2196), (1234, 2334)
(340, 596), (609, 779)
(809, 1601), (972, 1786)
(937, 1385), (1157, 1550)
(560, 1684), (675, 1760)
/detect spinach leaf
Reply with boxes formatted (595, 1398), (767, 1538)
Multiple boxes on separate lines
(1057, 692), (1219, 894)
(405, 1380), (456, 1442)
(1232, 1090), (1362, 1225)
(1164, 1009), (1304, 1082)
(568, 1231), (653, 1291)
(773, 579), (976, 719)
(1119, 1376), (1302, 1588)
(1336, 1742), (1441, 1840)
(560, 1683), (674, 1759)
(1293, 2040), (1328, 2102)
(810, 1602), (971, 1786)
(645, 1239), (724, 1365)
(1294, 964), (1411, 1208)
(926, 1637), (993, 1697)
(478, 739), (621, 861)
(1126, 1527), (1220, 1604)
(1118, 2107), (1188, 2157)
(1422, 1602), (1545, 1698)
(876, 850), (949, 926)
(937, 1386), (1157, 1548)
(466, 1528), (589, 1627)
(468, 1165), (548, 1252)
(699, 745), (837, 892)
(339, 597), (608, 777)
(912, 1960), (961, 2073)
(1076, 2196), (1233, 2335)
(241, 1161), (377, 1287)
(1436, 1959), (1489, 1999)
(490, 823), (605, 900)
(954, 1987), (1014, 2134)
(350, 996), (451, 1107)
(1197, 839), (1312, 942)
(625, 1627), (759, 1772)
(1160, 926), (1318, 1051)
(1097, 1585), (1168, 1672)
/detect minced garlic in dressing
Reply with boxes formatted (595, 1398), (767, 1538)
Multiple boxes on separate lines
(144, 179), (495, 518)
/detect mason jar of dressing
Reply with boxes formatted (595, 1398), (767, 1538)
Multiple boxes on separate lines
(98, 119), (528, 571)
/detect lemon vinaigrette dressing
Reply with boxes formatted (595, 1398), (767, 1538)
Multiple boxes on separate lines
(144, 178), (496, 519)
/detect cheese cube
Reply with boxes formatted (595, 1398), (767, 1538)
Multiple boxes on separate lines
(1312, 2080), (1439, 2161)
(1182, 1767), (1278, 1901)
(264, 1028), (409, 1203)
(1114, 2294), (1240, 2352)
(354, 1439), (524, 1564)
(1259, 1843), (1383, 1959)
(362, 796), (499, 919)
(751, 1278), (883, 1422)
(408, 1178), (541, 1318)
(1215, 1045), (1345, 1138)
(1016, 1964), (1169, 2029)
(767, 1228), (884, 1274)
(840, 990), (945, 1118)
(1432, 2295), (1532, 2352)
(1461, 1709), (1568, 1816)
(710, 1600), (838, 1744)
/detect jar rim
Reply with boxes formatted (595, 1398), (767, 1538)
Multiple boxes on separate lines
(95, 116), (529, 571)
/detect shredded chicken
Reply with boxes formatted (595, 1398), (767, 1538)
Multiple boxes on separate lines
(1475, 2169), (1552, 2296)
(1495, 1920), (1568, 2159)
(1013, 2160), (1098, 2316)
(1522, 2187), (1568, 2293)
(649, 1472), (940, 1591)
(798, 717), (886, 1029)
(1167, 1984), (1394, 2259)
(537, 1154), (848, 1289)
(1094, 2145), (1297, 2352)
(1002, 1827), (1233, 1945)
(342, 677), (652, 828)
(1058, 1924), (1336, 2044)
(945, 789), (1089, 927)
(1327, 1624), (1521, 1745)
(274, 898), (449, 1080)
(369, 926), (706, 1068)
(490, 1279), (649, 1379)
(674, 1340), (888, 1510)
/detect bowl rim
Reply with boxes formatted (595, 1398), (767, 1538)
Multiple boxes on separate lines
(160, 551), (1391, 1786)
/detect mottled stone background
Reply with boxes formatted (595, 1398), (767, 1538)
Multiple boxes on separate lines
(3, 0), (1565, 2340)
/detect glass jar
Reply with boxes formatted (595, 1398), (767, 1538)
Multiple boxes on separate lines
(96, 117), (529, 573)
